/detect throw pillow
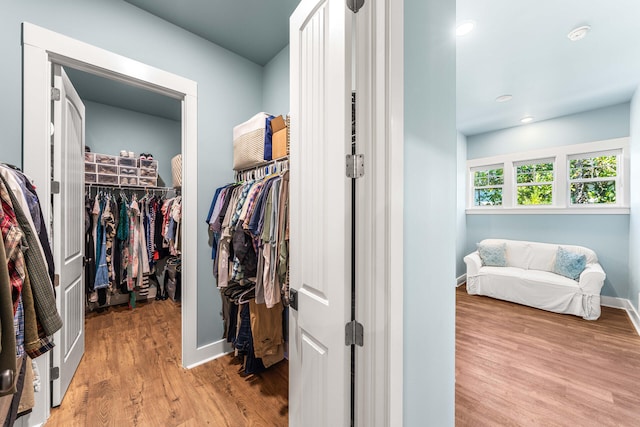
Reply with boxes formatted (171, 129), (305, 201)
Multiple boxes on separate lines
(553, 247), (587, 280)
(477, 242), (507, 267)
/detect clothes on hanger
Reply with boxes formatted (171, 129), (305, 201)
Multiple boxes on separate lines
(0, 163), (61, 419)
(208, 163), (289, 374)
(84, 187), (181, 307)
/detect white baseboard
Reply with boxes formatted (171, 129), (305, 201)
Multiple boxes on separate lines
(601, 296), (640, 337)
(184, 338), (233, 369)
(456, 274), (466, 287)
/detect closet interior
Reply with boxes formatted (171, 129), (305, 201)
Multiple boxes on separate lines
(69, 67), (184, 312)
(209, 112), (290, 375)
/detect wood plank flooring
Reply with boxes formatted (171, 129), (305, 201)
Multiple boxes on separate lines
(47, 286), (640, 426)
(46, 300), (288, 427)
(456, 285), (640, 426)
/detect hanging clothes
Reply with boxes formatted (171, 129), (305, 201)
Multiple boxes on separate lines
(0, 163), (61, 414)
(208, 161), (290, 374)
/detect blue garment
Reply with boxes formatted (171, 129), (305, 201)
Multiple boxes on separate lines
(94, 224), (109, 289)
(206, 187), (222, 225)
(263, 115), (276, 161)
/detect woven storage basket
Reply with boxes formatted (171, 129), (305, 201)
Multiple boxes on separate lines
(171, 154), (182, 188)
(233, 112), (270, 171)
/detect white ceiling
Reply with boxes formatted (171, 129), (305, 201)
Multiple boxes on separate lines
(457, 0), (640, 136)
(69, 1), (640, 136)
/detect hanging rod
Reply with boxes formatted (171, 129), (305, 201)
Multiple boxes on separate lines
(85, 183), (177, 192)
(233, 156), (289, 174)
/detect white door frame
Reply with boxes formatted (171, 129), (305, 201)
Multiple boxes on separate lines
(353, 0), (404, 425)
(22, 21), (200, 421)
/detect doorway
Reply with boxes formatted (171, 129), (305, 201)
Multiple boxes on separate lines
(22, 21), (198, 423)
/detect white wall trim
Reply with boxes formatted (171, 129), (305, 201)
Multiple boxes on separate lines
(22, 22), (200, 424)
(353, 0), (403, 425)
(601, 296), (640, 336)
(456, 274), (467, 287)
(184, 339), (233, 369)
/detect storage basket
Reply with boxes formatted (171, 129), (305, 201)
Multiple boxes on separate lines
(171, 154), (182, 188)
(233, 112), (270, 171)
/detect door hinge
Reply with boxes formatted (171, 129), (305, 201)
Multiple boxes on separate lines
(346, 0), (365, 13)
(345, 320), (364, 347)
(51, 87), (61, 101)
(346, 154), (364, 179)
(289, 288), (298, 311)
(51, 180), (60, 194)
(50, 366), (60, 380)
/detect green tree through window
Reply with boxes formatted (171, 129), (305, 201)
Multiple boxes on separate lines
(516, 161), (554, 205)
(569, 155), (617, 204)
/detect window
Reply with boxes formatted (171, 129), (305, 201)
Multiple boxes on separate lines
(472, 166), (503, 206)
(515, 160), (554, 205)
(466, 138), (629, 214)
(568, 152), (619, 205)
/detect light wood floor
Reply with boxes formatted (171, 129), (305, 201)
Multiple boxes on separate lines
(456, 285), (640, 426)
(46, 299), (288, 427)
(47, 287), (640, 426)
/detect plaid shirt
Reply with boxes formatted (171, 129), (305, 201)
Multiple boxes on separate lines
(0, 182), (26, 314)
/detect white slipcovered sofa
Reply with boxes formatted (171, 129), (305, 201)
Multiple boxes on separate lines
(464, 239), (606, 320)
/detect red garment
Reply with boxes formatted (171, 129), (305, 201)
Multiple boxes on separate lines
(0, 183), (26, 314)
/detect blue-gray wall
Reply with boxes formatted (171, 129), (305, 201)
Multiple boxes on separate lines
(262, 45), (290, 116)
(464, 103), (631, 299)
(405, 0), (456, 424)
(629, 88), (640, 310)
(84, 101), (181, 184)
(466, 103), (630, 159)
(2, 0), (263, 346)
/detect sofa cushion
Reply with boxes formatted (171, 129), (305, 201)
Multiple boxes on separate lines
(553, 247), (587, 280)
(477, 242), (507, 267)
(526, 242), (558, 272)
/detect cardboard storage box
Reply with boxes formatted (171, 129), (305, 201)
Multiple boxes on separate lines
(271, 115), (288, 160)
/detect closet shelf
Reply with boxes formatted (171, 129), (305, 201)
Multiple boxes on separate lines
(85, 183), (177, 192)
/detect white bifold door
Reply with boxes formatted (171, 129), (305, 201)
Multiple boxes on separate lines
(289, 0), (353, 426)
(51, 65), (86, 406)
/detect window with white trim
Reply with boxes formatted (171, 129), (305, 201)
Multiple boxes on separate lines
(568, 150), (620, 206)
(515, 159), (554, 205)
(465, 138), (629, 214)
(472, 165), (504, 206)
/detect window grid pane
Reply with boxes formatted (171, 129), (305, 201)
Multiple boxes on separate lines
(516, 161), (554, 205)
(569, 155), (618, 205)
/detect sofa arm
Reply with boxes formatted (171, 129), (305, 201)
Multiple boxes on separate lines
(464, 252), (483, 277)
(578, 263), (606, 295)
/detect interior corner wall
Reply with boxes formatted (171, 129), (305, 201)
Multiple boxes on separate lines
(404, 0), (456, 424)
(84, 101), (181, 183)
(629, 87), (640, 310)
(465, 103), (631, 300)
(456, 132), (468, 279)
(262, 45), (291, 116)
(1, 1), (264, 349)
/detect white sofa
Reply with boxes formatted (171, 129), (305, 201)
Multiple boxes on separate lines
(464, 239), (606, 320)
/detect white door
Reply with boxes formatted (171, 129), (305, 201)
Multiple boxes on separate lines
(51, 65), (86, 406)
(289, 1), (353, 426)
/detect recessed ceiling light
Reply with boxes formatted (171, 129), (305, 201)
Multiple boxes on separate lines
(456, 20), (475, 37)
(495, 94), (513, 103)
(521, 116), (534, 124)
(568, 25), (591, 41)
